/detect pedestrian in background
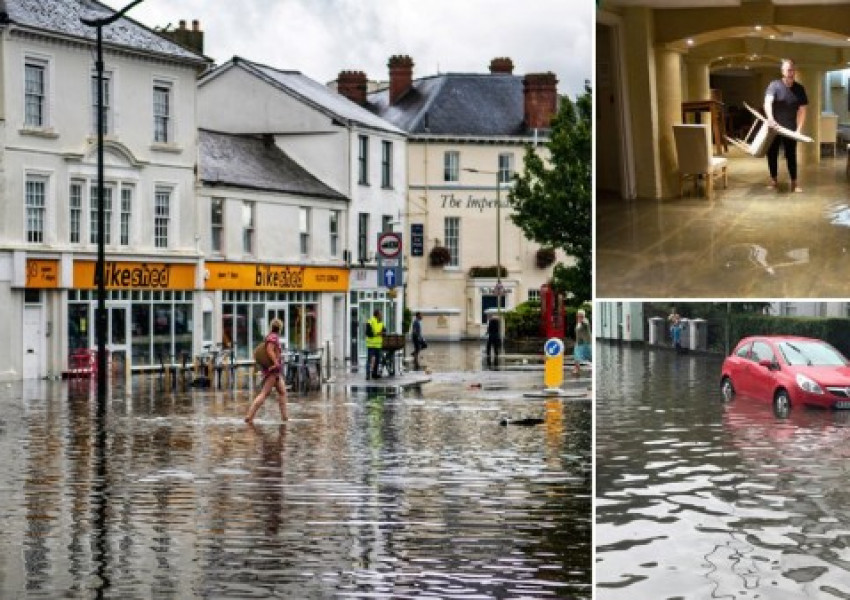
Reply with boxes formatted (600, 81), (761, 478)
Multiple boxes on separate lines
(573, 309), (592, 376)
(668, 309), (683, 353)
(245, 318), (287, 423)
(486, 313), (501, 368)
(410, 312), (427, 370)
(366, 309), (385, 379)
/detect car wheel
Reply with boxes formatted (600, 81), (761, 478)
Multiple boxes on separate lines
(720, 377), (735, 402)
(774, 389), (791, 418)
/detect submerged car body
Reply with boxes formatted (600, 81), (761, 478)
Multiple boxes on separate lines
(720, 335), (850, 413)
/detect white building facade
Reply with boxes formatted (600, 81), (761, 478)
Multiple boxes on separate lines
(0, 1), (208, 381)
(197, 57), (407, 367)
(350, 56), (567, 340)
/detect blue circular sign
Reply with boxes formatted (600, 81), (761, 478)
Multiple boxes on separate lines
(544, 338), (564, 357)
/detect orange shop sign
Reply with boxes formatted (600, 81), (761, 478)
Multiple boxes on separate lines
(26, 259), (60, 288)
(205, 263), (349, 292)
(74, 261), (196, 290)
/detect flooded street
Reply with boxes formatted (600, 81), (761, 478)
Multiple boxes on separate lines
(596, 342), (850, 598)
(0, 342), (590, 599)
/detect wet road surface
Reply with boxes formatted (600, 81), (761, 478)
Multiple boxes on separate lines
(0, 342), (590, 599)
(597, 342), (850, 598)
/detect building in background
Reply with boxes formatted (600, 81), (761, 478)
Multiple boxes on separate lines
(197, 129), (349, 366)
(197, 57), (407, 367)
(0, 0), (209, 381)
(338, 55), (566, 340)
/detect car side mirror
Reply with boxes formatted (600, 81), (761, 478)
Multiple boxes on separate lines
(758, 358), (777, 370)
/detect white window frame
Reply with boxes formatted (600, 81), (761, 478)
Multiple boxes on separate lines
(329, 209), (339, 257)
(153, 79), (173, 143)
(25, 175), (47, 243)
(299, 207), (311, 256)
(211, 197), (224, 254)
(358, 135), (369, 185)
(528, 289), (541, 303)
(242, 201), (255, 255)
(91, 71), (113, 136)
(69, 180), (83, 244)
(357, 212), (369, 262)
(120, 184), (133, 246)
(498, 152), (515, 184)
(24, 57), (49, 128)
(89, 183), (114, 245)
(381, 140), (393, 188)
(154, 187), (171, 248)
(444, 216), (460, 267)
(444, 151), (459, 182)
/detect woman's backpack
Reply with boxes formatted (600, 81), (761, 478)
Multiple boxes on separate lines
(253, 340), (273, 368)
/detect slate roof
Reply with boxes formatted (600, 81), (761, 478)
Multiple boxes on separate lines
(1, 0), (207, 64)
(368, 73), (528, 137)
(201, 57), (405, 136)
(199, 129), (347, 201)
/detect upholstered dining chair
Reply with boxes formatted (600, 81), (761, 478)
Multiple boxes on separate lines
(673, 124), (728, 200)
(819, 112), (838, 157)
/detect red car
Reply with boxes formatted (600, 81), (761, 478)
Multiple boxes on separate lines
(720, 335), (850, 414)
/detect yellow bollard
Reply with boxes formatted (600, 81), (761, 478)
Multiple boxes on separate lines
(543, 338), (565, 392)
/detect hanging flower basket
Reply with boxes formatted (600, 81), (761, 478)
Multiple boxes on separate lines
(536, 247), (556, 269)
(429, 245), (451, 267)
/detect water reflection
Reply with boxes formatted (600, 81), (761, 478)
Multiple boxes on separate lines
(2, 368), (589, 598)
(597, 342), (850, 598)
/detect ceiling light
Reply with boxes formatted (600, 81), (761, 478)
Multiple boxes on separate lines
(755, 25), (762, 31)
(687, 38), (694, 46)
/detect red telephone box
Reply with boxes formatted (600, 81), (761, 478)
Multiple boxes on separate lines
(540, 284), (565, 339)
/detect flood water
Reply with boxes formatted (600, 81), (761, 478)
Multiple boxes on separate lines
(596, 342), (850, 598)
(0, 342), (590, 599)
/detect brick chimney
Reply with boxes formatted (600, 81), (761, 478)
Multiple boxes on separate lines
(489, 57), (514, 74)
(160, 19), (204, 55)
(337, 70), (368, 105)
(523, 72), (558, 129)
(388, 55), (414, 105)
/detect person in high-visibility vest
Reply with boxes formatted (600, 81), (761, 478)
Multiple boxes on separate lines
(366, 309), (385, 379)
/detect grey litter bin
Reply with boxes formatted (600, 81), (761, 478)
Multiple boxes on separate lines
(689, 318), (707, 351)
(648, 317), (664, 345)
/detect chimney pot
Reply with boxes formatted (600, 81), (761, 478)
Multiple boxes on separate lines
(523, 72), (558, 129)
(388, 54), (414, 105)
(192, 19), (200, 32)
(179, 19), (186, 30)
(489, 57), (514, 74)
(337, 70), (369, 105)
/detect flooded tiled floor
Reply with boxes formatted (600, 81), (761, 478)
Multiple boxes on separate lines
(597, 150), (850, 297)
(0, 343), (590, 598)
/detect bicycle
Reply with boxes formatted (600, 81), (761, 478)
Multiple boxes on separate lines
(284, 348), (323, 394)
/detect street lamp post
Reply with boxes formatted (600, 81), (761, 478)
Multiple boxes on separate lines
(463, 167), (505, 351)
(81, 0), (144, 416)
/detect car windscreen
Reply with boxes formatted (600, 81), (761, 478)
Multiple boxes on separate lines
(777, 341), (848, 366)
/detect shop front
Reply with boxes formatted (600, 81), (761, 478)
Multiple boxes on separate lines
(204, 262), (348, 365)
(67, 260), (197, 371)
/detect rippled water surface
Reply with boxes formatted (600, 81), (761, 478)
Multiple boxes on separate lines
(0, 350), (589, 599)
(596, 342), (850, 598)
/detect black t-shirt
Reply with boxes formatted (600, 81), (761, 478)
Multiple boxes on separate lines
(766, 79), (808, 130)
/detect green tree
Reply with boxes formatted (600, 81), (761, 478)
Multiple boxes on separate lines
(509, 82), (591, 305)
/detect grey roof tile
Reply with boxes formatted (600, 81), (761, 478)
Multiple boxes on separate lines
(4, 0), (207, 63)
(369, 73), (528, 136)
(206, 57), (404, 135)
(199, 129), (347, 202)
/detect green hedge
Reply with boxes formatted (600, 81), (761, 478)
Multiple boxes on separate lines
(729, 314), (850, 357)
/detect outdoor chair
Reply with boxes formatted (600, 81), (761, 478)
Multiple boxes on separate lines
(673, 123), (728, 200)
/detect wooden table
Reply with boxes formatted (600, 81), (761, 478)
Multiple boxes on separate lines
(682, 99), (727, 155)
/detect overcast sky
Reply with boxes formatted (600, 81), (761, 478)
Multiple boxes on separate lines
(100, 0), (591, 98)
